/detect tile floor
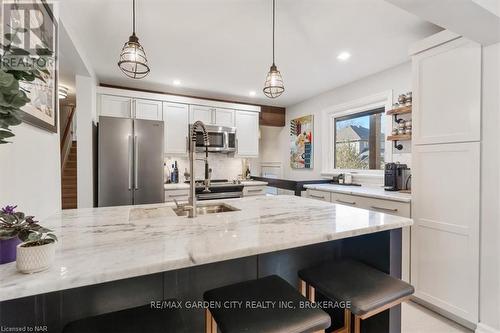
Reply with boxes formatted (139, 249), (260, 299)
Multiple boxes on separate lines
(402, 301), (473, 333)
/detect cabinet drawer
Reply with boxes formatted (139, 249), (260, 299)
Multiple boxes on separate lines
(331, 193), (359, 207)
(331, 193), (410, 217)
(307, 189), (331, 202)
(356, 196), (410, 218)
(243, 186), (266, 196)
(164, 189), (189, 202)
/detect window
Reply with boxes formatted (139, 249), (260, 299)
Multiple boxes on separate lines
(334, 107), (385, 170)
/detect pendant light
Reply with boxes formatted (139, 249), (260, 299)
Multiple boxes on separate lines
(118, 0), (150, 79)
(263, 0), (284, 98)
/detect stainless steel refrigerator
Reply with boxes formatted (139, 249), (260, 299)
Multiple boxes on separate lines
(98, 116), (164, 207)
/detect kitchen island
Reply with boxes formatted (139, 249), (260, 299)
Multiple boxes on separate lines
(0, 196), (412, 332)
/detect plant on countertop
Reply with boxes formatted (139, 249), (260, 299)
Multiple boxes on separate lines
(0, 27), (51, 144)
(0, 205), (55, 242)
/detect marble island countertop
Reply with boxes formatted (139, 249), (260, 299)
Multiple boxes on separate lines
(303, 184), (412, 203)
(0, 196), (412, 302)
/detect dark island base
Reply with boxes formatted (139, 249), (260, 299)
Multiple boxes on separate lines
(0, 229), (402, 333)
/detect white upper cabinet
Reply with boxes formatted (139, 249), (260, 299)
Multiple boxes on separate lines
(213, 108), (235, 127)
(134, 99), (163, 121)
(99, 95), (132, 118)
(412, 38), (481, 145)
(235, 111), (259, 157)
(189, 105), (235, 127)
(163, 102), (189, 155)
(189, 105), (213, 124)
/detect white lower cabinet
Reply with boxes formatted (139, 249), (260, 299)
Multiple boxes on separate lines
(243, 186), (266, 197)
(411, 142), (479, 323)
(307, 189), (411, 282)
(164, 189), (189, 202)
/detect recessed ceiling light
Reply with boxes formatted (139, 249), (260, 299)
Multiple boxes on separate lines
(337, 52), (351, 61)
(173, 80), (181, 86)
(249, 91), (256, 97)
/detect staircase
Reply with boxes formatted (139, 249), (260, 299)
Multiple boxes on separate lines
(61, 141), (77, 209)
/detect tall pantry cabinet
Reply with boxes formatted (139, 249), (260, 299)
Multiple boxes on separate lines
(410, 31), (481, 325)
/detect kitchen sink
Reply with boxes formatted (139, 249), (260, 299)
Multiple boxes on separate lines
(173, 203), (240, 217)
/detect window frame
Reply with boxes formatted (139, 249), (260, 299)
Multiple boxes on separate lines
(320, 91), (393, 177)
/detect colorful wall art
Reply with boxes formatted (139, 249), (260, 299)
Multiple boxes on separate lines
(290, 115), (313, 169)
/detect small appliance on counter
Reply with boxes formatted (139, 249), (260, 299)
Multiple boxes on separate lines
(384, 162), (411, 191)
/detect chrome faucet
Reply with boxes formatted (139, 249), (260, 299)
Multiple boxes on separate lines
(187, 121), (209, 218)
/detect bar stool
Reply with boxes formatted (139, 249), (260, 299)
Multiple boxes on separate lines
(203, 275), (331, 333)
(62, 301), (186, 333)
(298, 259), (414, 333)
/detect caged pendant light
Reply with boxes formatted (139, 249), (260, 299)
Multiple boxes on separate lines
(118, 0), (150, 79)
(263, 0), (284, 98)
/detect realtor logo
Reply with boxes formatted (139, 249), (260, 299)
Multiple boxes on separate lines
(1, 0), (56, 70)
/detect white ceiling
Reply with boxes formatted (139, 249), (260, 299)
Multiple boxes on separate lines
(60, 0), (441, 107)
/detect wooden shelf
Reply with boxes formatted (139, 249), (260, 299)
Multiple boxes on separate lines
(387, 134), (412, 141)
(387, 105), (412, 115)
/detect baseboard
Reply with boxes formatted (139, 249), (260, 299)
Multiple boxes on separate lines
(476, 323), (500, 333)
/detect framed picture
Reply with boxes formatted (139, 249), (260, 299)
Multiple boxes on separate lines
(18, 1), (58, 133)
(290, 115), (313, 169)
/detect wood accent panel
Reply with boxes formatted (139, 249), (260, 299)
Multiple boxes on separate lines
(260, 105), (285, 127)
(99, 84), (286, 126)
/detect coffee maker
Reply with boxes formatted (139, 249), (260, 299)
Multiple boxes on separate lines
(384, 163), (410, 191)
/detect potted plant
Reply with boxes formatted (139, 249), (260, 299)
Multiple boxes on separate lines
(16, 230), (57, 274)
(0, 205), (54, 264)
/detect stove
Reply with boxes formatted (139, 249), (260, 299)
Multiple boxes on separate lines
(185, 179), (244, 201)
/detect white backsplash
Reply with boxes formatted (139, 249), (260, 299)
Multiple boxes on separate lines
(165, 155), (252, 183)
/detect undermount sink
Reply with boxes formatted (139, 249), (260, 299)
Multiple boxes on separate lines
(173, 203), (240, 217)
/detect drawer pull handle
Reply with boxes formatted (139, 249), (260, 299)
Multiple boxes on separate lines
(336, 199), (356, 205)
(247, 189), (264, 192)
(370, 206), (398, 212)
(168, 194), (189, 197)
(310, 194), (325, 199)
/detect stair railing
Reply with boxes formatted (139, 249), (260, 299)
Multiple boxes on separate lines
(60, 105), (76, 170)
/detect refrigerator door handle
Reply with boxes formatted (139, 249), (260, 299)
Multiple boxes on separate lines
(128, 135), (133, 190)
(134, 135), (139, 190)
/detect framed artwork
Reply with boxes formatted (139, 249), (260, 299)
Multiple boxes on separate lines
(18, 1), (58, 133)
(290, 115), (313, 169)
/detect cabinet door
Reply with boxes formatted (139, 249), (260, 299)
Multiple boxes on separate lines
(235, 111), (259, 157)
(214, 108), (235, 127)
(99, 95), (132, 118)
(412, 38), (481, 144)
(134, 99), (163, 120)
(189, 105), (213, 124)
(163, 102), (189, 155)
(411, 142), (479, 323)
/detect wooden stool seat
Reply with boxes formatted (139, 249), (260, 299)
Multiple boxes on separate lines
(62, 302), (186, 333)
(298, 260), (414, 333)
(203, 275), (331, 333)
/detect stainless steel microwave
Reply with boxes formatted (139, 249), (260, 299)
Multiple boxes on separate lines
(192, 125), (237, 153)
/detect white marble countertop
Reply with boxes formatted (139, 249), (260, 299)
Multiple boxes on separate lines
(303, 184), (412, 203)
(0, 196), (411, 302)
(164, 183), (189, 190)
(164, 180), (267, 190)
(240, 180), (268, 186)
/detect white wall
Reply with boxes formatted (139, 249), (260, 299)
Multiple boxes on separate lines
(76, 75), (97, 208)
(273, 62), (412, 182)
(478, 42), (500, 333)
(0, 123), (61, 220)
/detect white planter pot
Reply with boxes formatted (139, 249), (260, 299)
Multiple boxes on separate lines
(16, 241), (56, 274)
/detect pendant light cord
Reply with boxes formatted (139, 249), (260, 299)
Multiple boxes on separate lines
(132, 0), (136, 35)
(272, 0), (275, 65)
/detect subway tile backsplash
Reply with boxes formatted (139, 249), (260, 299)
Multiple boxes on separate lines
(164, 155), (248, 183)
